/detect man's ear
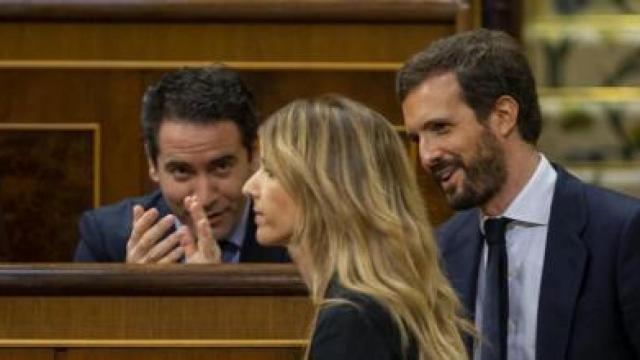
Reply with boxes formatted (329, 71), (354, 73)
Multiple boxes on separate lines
(145, 144), (160, 183)
(490, 95), (519, 138)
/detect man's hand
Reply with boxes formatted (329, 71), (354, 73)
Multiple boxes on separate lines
(180, 195), (223, 264)
(126, 205), (185, 263)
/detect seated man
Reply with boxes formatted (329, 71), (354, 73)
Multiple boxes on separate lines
(74, 66), (289, 264)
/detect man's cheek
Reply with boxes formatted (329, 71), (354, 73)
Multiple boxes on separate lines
(217, 182), (245, 201)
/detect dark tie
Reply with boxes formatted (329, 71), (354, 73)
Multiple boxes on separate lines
(218, 240), (239, 263)
(480, 217), (511, 360)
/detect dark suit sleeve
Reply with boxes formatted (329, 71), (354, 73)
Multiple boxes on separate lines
(309, 303), (397, 360)
(618, 206), (640, 355)
(74, 211), (105, 262)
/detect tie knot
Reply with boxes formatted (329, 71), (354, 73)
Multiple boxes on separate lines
(483, 217), (511, 245)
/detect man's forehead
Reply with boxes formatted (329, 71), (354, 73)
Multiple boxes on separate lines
(158, 117), (241, 134)
(155, 121), (246, 160)
(158, 119), (240, 143)
(413, 72), (460, 98)
(160, 151), (238, 165)
(404, 73), (465, 109)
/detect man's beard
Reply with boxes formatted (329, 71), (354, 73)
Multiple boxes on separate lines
(431, 130), (507, 210)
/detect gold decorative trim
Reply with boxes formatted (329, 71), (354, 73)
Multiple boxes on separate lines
(0, 339), (308, 348)
(0, 60), (402, 72)
(539, 87), (640, 103)
(526, 15), (640, 41)
(0, 123), (101, 207)
(530, 14), (640, 28)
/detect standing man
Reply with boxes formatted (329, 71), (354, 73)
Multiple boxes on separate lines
(74, 66), (288, 264)
(397, 29), (640, 359)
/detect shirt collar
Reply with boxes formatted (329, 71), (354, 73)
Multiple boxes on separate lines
(478, 154), (557, 230)
(502, 154), (557, 226)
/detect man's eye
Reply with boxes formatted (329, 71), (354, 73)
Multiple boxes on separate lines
(212, 159), (236, 175)
(169, 167), (191, 178)
(429, 122), (450, 135)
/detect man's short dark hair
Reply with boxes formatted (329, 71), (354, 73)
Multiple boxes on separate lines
(396, 29), (542, 144)
(141, 66), (258, 163)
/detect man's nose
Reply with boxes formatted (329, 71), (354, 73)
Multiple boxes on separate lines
(418, 136), (441, 170)
(193, 175), (218, 206)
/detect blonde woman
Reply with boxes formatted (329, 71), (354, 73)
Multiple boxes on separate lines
(243, 95), (471, 359)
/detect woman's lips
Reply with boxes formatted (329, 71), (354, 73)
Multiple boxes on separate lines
(253, 209), (264, 225)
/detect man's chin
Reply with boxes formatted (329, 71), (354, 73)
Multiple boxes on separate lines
(210, 223), (235, 241)
(446, 190), (478, 211)
(442, 184), (460, 202)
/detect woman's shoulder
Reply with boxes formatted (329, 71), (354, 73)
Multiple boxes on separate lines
(311, 283), (417, 360)
(321, 285), (392, 329)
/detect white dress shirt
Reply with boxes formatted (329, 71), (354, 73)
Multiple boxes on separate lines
(474, 154), (557, 360)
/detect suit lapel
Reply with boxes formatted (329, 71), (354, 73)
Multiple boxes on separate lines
(440, 211), (483, 319)
(118, 190), (173, 261)
(155, 192), (173, 218)
(239, 206), (260, 261)
(438, 211), (483, 354)
(536, 167), (588, 360)
(156, 192), (177, 236)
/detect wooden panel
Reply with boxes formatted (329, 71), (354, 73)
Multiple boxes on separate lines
(0, 265), (311, 359)
(0, 296), (311, 339)
(0, 23), (452, 63)
(243, 69), (402, 124)
(0, 263), (306, 296)
(66, 348), (302, 360)
(0, 349), (52, 360)
(0, 125), (97, 262)
(0, 0), (462, 22)
(0, 206), (6, 257)
(417, 162), (454, 225)
(0, 70), (146, 205)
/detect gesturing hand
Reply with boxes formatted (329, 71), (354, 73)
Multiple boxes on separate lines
(126, 205), (185, 264)
(180, 195), (223, 264)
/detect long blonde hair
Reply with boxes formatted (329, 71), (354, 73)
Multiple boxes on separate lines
(260, 95), (471, 359)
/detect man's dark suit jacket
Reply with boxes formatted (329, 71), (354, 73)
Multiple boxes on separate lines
(438, 166), (640, 359)
(310, 282), (418, 360)
(74, 190), (289, 263)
